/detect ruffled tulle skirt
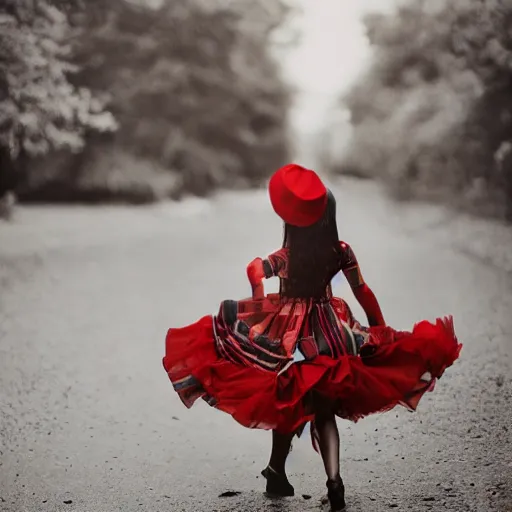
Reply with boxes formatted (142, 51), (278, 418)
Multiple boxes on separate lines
(162, 312), (462, 434)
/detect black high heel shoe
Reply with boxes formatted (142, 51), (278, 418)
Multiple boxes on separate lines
(326, 476), (346, 511)
(261, 466), (295, 497)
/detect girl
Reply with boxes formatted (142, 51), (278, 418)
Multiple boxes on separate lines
(163, 164), (461, 511)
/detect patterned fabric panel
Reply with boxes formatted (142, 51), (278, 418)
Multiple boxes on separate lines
(298, 302), (359, 359)
(266, 248), (289, 278)
(214, 295), (369, 371)
(172, 374), (207, 409)
(211, 242), (373, 372)
(213, 300), (290, 373)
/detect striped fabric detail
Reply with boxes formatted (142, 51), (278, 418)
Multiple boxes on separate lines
(214, 301), (367, 373)
(213, 302), (290, 373)
(211, 297), (367, 375)
(305, 302), (359, 358)
(172, 375), (207, 409)
(172, 373), (219, 409)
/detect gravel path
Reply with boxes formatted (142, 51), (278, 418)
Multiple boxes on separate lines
(1, 178), (511, 512)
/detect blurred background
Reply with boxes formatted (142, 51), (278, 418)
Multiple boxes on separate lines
(1, 2), (512, 512)
(1, 0), (510, 219)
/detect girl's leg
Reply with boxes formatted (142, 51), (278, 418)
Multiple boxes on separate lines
(262, 430), (295, 497)
(268, 430), (293, 474)
(315, 411), (341, 481)
(314, 395), (346, 511)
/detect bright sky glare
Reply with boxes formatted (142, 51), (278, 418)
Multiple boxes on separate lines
(280, 0), (397, 135)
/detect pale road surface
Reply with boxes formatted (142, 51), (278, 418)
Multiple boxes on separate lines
(0, 178), (511, 512)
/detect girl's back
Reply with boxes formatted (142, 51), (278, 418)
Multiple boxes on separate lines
(279, 190), (343, 301)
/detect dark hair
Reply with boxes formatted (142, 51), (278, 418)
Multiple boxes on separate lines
(281, 189), (343, 300)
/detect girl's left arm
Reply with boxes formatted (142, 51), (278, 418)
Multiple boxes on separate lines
(340, 242), (386, 327)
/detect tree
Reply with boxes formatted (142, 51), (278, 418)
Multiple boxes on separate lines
(2, 0), (292, 203)
(336, 0), (512, 219)
(0, 0), (116, 160)
(65, 0), (292, 197)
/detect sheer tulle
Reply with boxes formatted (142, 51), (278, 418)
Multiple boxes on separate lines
(163, 315), (461, 434)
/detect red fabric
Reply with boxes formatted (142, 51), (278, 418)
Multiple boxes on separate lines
(353, 284), (386, 327)
(246, 245), (386, 328)
(164, 243), (461, 435)
(163, 314), (462, 435)
(268, 164), (327, 227)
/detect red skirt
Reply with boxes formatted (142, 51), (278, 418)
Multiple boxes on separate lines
(162, 314), (462, 434)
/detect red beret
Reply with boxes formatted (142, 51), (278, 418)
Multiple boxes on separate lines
(268, 163), (327, 227)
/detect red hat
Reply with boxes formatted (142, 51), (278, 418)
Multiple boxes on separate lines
(268, 163), (327, 227)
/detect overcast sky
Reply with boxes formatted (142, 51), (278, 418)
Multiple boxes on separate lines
(280, 0), (397, 135)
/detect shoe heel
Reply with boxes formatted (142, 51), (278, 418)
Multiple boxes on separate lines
(261, 466), (294, 497)
(326, 477), (346, 511)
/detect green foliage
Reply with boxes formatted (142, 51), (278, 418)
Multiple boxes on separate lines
(0, 0), (116, 160)
(337, 0), (512, 219)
